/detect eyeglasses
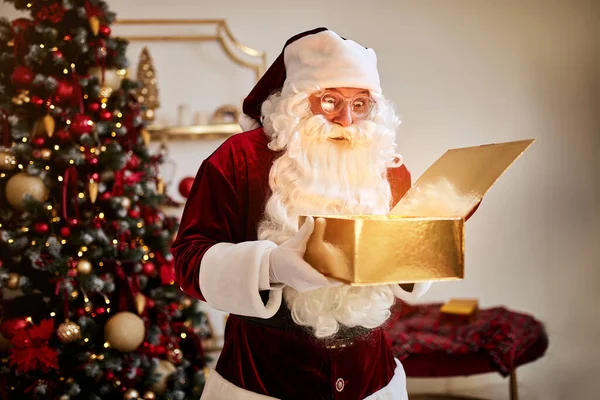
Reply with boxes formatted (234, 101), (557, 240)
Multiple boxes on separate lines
(317, 91), (376, 118)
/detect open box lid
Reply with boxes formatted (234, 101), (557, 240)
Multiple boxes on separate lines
(390, 139), (535, 218)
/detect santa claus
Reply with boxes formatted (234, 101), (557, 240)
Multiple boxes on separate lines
(172, 28), (432, 400)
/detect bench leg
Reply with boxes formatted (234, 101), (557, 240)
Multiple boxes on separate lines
(509, 370), (518, 400)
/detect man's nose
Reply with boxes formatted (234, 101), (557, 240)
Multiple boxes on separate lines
(332, 104), (353, 127)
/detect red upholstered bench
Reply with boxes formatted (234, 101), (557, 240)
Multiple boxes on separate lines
(385, 302), (549, 400)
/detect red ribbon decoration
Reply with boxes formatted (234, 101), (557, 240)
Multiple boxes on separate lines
(62, 166), (81, 221)
(0, 109), (10, 148)
(112, 169), (124, 196)
(10, 20), (30, 65)
(71, 72), (85, 114)
(114, 262), (139, 312)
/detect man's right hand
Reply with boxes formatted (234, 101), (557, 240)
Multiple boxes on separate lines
(269, 216), (333, 292)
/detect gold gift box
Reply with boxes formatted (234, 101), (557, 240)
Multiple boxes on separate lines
(302, 139), (535, 285)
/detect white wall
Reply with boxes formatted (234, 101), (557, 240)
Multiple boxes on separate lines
(2, 1), (598, 399)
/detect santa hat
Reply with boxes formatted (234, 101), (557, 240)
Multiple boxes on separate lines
(239, 27), (381, 131)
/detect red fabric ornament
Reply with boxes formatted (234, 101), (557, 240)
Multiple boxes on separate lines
(159, 260), (176, 285)
(10, 19), (33, 64)
(70, 114), (94, 135)
(56, 129), (70, 142)
(128, 209), (140, 219)
(126, 154), (140, 170)
(178, 177), (194, 198)
(142, 262), (155, 276)
(11, 66), (34, 88)
(100, 192), (111, 201)
(68, 218), (79, 227)
(99, 25), (111, 37)
(99, 110), (112, 121)
(33, 222), (49, 234)
(60, 226), (71, 238)
(9, 319), (59, 374)
(0, 318), (28, 339)
(30, 96), (44, 107)
(54, 80), (75, 104)
(35, 3), (66, 23)
(87, 102), (101, 113)
(32, 137), (45, 147)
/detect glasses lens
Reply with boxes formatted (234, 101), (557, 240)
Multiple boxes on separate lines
(320, 92), (343, 114)
(351, 97), (373, 117)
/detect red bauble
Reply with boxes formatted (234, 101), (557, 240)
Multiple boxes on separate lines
(100, 192), (111, 201)
(128, 209), (140, 219)
(142, 262), (156, 276)
(54, 80), (74, 104)
(11, 66), (34, 88)
(31, 96), (44, 107)
(56, 129), (70, 142)
(99, 110), (112, 121)
(99, 25), (111, 37)
(0, 318), (28, 339)
(126, 155), (140, 170)
(68, 269), (77, 277)
(87, 102), (101, 113)
(178, 177), (194, 198)
(32, 137), (45, 147)
(60, 226), (71, 237)
(70, 114), (94, 136)
(105, 371), (115, 381)
(34, 222), (50, 234)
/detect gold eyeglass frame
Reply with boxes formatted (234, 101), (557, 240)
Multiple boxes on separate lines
(113, 19), (267, 140)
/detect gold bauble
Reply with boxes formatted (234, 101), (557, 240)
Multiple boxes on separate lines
(6, 273), (19, 290)
(142, 391), (156, 400)
(149, 360), (176, 394)
(0, 151), (16, 171)
(99, 85), (113, 100)
(134, 293), (146, 315)
(5, 172), (49, 211)
(33, 114), (56, 137)
(77, 259), (93, 275)
(88, 181), (99, 204)
(89, 67), (123, 91)
(40, 148), (52, 160)
(57, 320), (82, 343)
(89, 15), (100, 36)
(123, 389), (140, 400)
(104, 312), (145, 352)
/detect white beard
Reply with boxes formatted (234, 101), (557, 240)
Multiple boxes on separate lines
(257, 91), (403, 339)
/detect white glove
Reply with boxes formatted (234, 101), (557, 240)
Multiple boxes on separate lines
(269, 216), (333, 292)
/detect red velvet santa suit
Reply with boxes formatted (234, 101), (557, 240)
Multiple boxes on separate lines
(172, 127), (412, 399)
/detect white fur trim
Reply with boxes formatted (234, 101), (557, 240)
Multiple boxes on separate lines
(390, 282), (433, 302)
(201, 359), (407, 400)
(239, 113), (261, 132)
(200, 241), (282, 318)
(282, 30), (381, 96)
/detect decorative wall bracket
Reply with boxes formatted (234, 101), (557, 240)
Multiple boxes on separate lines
(114, 19), (267, 140)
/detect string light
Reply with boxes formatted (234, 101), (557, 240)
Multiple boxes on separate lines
(21, 137), (27, 142)
(117, 112), (123, 118)
(103, 342), (110, 349)
(0, 173), (5, 178)
(99, 261), (104, 267)
(21, 227), (29, 232)
(58, 176), (63, 182)
(181, 333), (187, 339)
(101, 103), (107, 109)
(49, 105), (55, 110)
(115, 123), (122, 128)
(26, 317), (32, 323)
(50, 312), (56, 317)
(39, 44), (44, 48)
(83, 94), (88, 99)
(137, 222), (143, 228)
(111, 132), (116, 137)
(79, 146), (85, 152)
(100, 146), (107, 152)
(18, 164), (23, 169)
(69, 160), (74, 164)
(45, 166), (50, 171)
(84, 338), (89, 343)
(29, 160), (33, 165)
(45, 242), (50, 247)
(66, 119), (71, 124)
(63, 68), (69, 74)
(31, 240), (36, 245)
(70, 63), (75, 69)
(143, 255), (149, 261)
(78, 192), (85, 199)
(54, 145), (60, 150)
(112, 239), (118, 245)
(7, 239), (13, 244)
(47, 205), (53, 210)
(81, 246), (88, 252)
(98, 212), (105, 218)
(77, 251), (83, 257)
(61, 240), (66, 245)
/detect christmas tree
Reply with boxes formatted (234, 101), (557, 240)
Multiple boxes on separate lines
(0, 1), (210, 398)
